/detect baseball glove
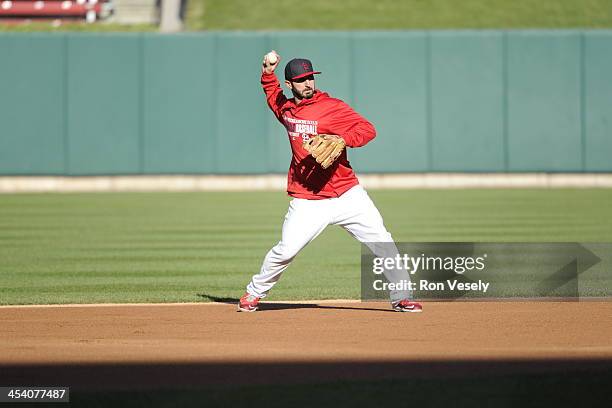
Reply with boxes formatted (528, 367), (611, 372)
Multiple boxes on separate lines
(303, 134), (346, 169)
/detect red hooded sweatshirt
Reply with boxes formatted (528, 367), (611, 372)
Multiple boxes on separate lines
(261, 72), (376, 200)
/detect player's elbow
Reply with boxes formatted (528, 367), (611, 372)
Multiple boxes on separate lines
(343, 121), (377, 148)
(366, 122), (377, 141)
(359, 121), (376, 146)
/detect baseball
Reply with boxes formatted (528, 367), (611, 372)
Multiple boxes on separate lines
(266, 52), (278, 65)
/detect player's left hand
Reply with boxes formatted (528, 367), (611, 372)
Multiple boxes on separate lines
(303, 134), (346, 169)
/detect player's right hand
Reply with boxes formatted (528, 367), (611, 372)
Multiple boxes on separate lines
(262, 50), (280, 74)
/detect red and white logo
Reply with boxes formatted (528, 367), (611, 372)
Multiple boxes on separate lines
(283, 116), (318, 141)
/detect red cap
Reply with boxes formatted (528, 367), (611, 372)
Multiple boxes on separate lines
(285, 58), (321, 81)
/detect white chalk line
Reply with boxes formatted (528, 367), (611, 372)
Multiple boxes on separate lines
(0, 297), (610, 309)
(0, 299), (362, 309)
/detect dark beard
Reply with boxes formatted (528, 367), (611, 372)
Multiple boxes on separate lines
(292, 88), (314, 100)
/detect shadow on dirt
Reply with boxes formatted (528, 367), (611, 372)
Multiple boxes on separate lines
(4, 359), (611, 408)
(196, 293), (394, 313)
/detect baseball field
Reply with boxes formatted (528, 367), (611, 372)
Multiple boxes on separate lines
(1, 189), (611, 406)
(189, 0), (612, 30)
(2, 189), (612, 304)
(2, 0), (612, 405)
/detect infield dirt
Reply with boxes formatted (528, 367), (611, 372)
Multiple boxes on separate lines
(1, 301), (611, 391)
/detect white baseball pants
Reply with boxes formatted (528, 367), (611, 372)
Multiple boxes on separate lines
(246, 184), (412, 303)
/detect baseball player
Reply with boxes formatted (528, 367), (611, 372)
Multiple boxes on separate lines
(238, 51), (422, 313)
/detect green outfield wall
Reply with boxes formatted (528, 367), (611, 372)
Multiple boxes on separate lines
(1, 31), (611, 175)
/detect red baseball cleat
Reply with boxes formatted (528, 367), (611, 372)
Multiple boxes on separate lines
(238, 293), (260, 312)
(391, 299), (423, 313)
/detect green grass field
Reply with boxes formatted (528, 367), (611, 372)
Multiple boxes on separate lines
(1, 0), (611, 32)
(1, 189), (611, 305)
(188, 0), (612, 30)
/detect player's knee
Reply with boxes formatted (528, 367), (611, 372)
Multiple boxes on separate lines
(271, 242), (301, 262)
(381, 231), (393, 242)
(362, 231), (393, 243)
